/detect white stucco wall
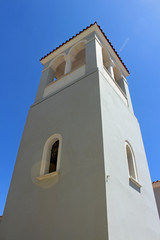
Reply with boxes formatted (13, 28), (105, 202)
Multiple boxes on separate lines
(99, 69), (160, 240)
(0, 71), (108, 240)
(1, 26), (160, 240)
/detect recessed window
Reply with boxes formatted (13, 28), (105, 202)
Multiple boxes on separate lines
(49, 140), (59, 173)
(69, 41), (86, 72)
(38, 134), (62, 180)
(55, 61), (65, 79)
(49, 55), (66, 82)
(71, 48), (85, 71)
(125, 142), (138, 181)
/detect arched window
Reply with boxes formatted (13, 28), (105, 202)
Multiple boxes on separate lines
(125, 142), (138, 181)
(49, 55), (66, 82)
(71, 48), (85, 71)
(49, 140), (59, 173)
(69, 41), (86, 72)
(39, 134), (62, 177)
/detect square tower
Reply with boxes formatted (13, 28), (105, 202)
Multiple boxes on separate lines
(0, 23), (160, 240)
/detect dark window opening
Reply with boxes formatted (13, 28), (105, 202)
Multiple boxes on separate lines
(126, 144), (136, 180)
(49, 140), (59, 173)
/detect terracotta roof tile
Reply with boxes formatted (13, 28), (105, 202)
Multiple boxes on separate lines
(40, 22), (129, 74)
(152, 180), (160, 184)
(40, 22), (95, 61)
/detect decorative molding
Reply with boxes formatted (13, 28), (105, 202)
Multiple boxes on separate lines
(125, 141), (139, 183)
(39, 133), (62, 176)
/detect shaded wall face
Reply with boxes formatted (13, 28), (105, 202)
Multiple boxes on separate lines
(0, 71), (108, 240)
(153, 187), (160, 218)
(99, 70), (160, 240)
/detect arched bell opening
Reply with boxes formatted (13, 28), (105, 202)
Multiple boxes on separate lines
(50, 54), (66, 81)
(69, 42), (86, 72)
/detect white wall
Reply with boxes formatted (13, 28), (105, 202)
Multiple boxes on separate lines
(0, 71), (108, 240)
(1, 28), (160, 240)
(99, 69), (160, 240)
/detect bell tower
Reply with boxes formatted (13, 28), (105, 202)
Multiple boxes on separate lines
(0, 23), (160, 240)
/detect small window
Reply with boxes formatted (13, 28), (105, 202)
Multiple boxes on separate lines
(49, 140), (59, 173)
(39, 134), (62, 179)
(126, 142), (138, 181)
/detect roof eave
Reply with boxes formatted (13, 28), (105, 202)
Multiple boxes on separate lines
(40, 23), (96, 65)
(40, 22), (129, 75)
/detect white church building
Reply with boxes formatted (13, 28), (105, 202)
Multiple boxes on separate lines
(0, 22), (160, 240)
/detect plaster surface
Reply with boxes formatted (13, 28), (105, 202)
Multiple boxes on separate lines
(99, 69), (160, 240)
(0, 71), (108, 240)
(1, 24), (160, 240)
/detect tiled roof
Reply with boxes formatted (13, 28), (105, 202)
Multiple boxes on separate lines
(40, 22), (129, 74)
(153, 180), (160, 184)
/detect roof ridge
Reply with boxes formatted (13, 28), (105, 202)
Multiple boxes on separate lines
(40, 22), (96, 61)
(40, 22), (129, 74)
(95, 23), (129, 74)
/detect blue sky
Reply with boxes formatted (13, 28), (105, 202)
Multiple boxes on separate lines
(0, 0), (160, 215)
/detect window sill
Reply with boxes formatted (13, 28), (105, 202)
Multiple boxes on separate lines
(37, 171), (59, 181)
(129, 176), (142, 188)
